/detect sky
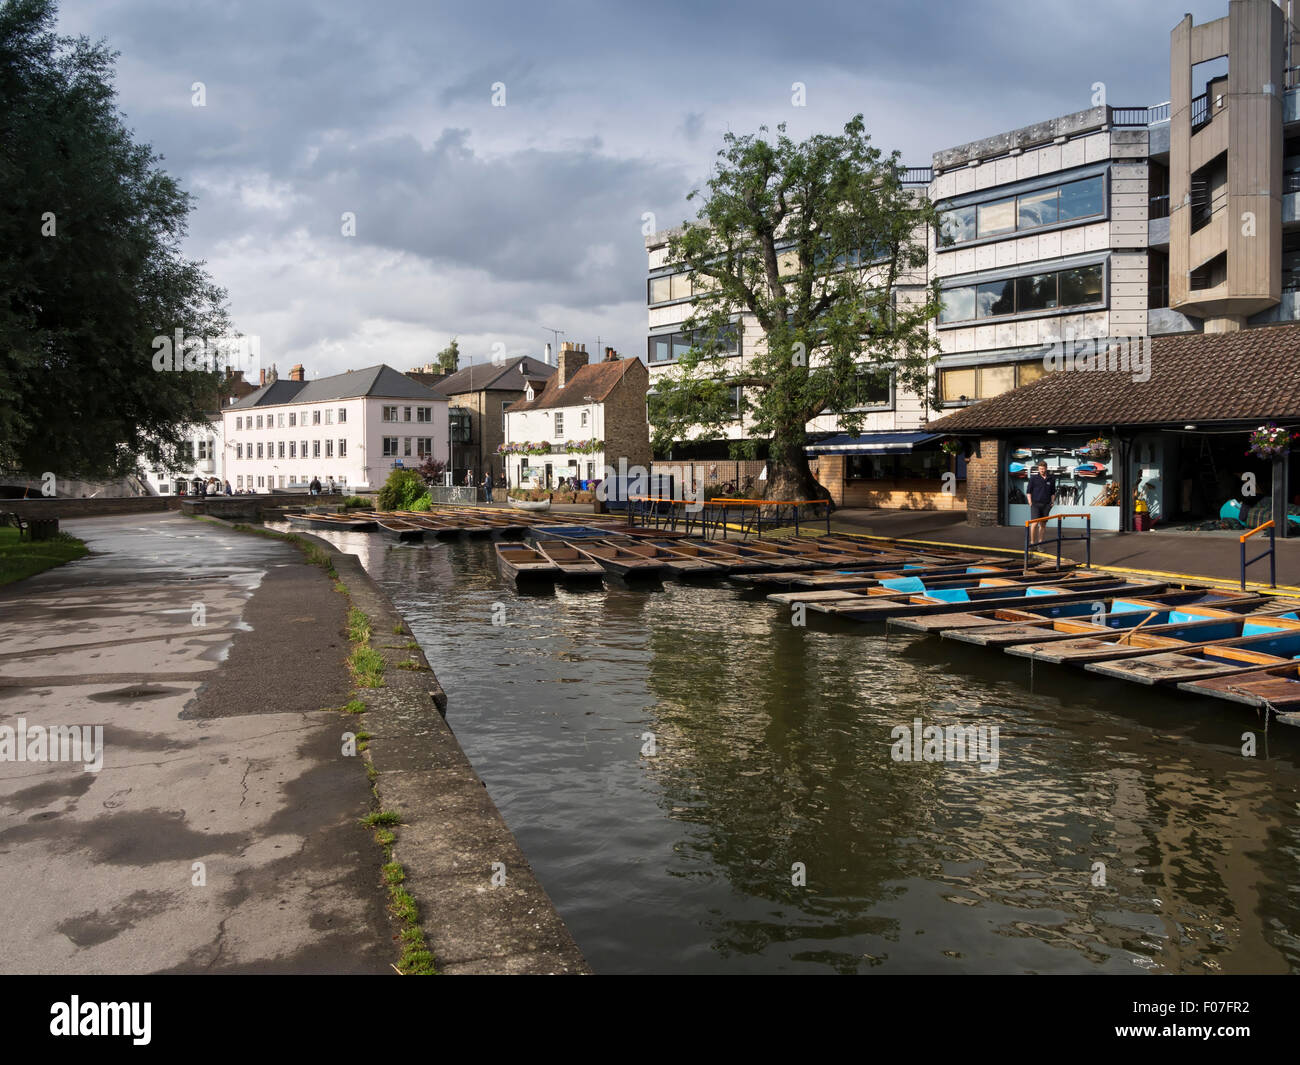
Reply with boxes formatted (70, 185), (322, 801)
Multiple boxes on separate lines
(55, 0), (1240, 380)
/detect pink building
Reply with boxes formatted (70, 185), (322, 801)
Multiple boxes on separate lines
(222, 364), (450, 492)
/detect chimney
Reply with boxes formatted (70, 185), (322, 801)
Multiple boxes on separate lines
(556, 341), (588, 388)
(289, 364), (305, 382)
(259, 369), (266, 387)
(544, 342), (552, 366)
(604, 347), (618, 361)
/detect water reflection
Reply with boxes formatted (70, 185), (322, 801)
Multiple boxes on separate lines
(279, 526), (1300, 974)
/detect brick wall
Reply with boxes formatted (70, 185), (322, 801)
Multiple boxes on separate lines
(963, 438), (1003, 526)
(601, 360), (651, 471)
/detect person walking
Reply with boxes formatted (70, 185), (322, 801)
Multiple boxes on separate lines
(482, 470), (493, 504)
(309, 476), (321, 497)
(1026, 460), (1056, 545)
(223, 480), (232, 496)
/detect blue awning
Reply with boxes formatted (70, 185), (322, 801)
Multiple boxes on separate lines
(805, 432), (940, 455)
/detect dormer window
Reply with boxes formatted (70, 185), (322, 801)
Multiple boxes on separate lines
(525, 386), (534, 401)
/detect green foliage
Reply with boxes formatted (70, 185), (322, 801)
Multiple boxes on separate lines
(341, 495), (368, 508)
(651, 115), (941, 488)
(409, 492), (432, 512)
(0, 0), (233, 478)
(436, 337), (460, 374)
(376, 468), (427, 512)
(0, 526), (87, 584)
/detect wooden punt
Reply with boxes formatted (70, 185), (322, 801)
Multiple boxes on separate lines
(529, 524), (619, 540)
(613, 540), (723, 577)
(533, 540), (604, 582)
(1082, 624), (1300, 685)
(885, 587), (1262, 634)
(768, 568), (1093, 608)
(376, 518), (424, 543)
(286, 512), (378, 532)
(399, 515), (462, 539)
(779, 561), (1019, 592)
(1178, 661), (1300, 714)
(495, 543), (560, 586)
(810, 577), (1159, 622)
(571, 540), (667, 579)
(709, 541), (812, 572)
(727, 555), (1007, 589)
(944, 593), (1277, 648)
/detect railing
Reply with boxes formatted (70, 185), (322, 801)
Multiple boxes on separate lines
(1191, 92), (1210, 130)
(628, 495), (832, 539)
(1239, 519), (1276, 591)
(1024, 513), (1092, 571)
(899, 166), (932, 186)
(1111, 102), (1170, 126)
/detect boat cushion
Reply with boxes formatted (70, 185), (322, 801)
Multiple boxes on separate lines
(925, 588), (970, 603)
(1109, 599), (1151, 614)
(1242, 620), (1298, 636)
(966, 566), (998, 573)
(1167, 610), (1205, 624)
(1024, 587), (1061, 597)
(881, 577), (926, 593)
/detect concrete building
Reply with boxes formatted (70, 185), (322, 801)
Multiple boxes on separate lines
(140, 414), (224, 496)
(222, 364), (449, 492)
(502, 343), (650, 490)
(644, 0), (1300, 530)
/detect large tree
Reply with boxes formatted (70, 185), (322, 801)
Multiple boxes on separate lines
(435, 337), (460, 374)
(651, 115), (941, 502)
(0, 0), (231, 480)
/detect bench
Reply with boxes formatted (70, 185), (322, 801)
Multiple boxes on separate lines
(1, 511), (28, 540)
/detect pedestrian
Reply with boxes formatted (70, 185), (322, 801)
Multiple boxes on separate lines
(223, 480), (232, 496)
(482, 469), (493, 504)
(327, 477), (336, 495)
(464, 470), (473, 488)
(1026, 460), (1056, 545)
(196, 477), (207, 499)
(309, 476), (321, 496)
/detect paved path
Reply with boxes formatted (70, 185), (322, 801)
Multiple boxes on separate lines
(0, 513), (392, 973)
(830, 508), (1300, 588)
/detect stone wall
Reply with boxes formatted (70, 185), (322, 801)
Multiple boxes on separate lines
(963, 438), (1004, 526)
(1, 496), (182, 519)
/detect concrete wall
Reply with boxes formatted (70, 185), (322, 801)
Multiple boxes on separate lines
(2, 496), (183, 518)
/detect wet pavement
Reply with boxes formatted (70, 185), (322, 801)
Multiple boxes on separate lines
(0, 513), (392, 973)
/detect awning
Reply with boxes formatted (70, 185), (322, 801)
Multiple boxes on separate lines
(805, 431), (940, 455)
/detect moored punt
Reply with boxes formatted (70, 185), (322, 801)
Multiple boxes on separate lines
(376, 517), (425, 543)
(399, 515), (462, 539)
(767, 568), (1097, 608)
(571, 540), (667, 579)
(1178, 661), (1300, 715)
(285, 512), (378, 532)
(1082, 624), (1300, 685)
(770, 561), (1019, 592)
(810, 576), (1160, 621)
(529, 524), (621, 540)
(1001, 609), (1300, 664)
(495, 542), (560, 586)
(616, 540), (725, 577)
(533, 540), (605, 582)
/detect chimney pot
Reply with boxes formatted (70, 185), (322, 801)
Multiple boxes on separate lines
(259, 369), (266, 386)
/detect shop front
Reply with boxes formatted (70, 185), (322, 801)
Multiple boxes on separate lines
(808, 432), (966, 510)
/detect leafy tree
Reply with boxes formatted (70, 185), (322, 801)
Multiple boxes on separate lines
(415, 456), (446, 485)
(376, 468), (428, 511)
(435, 337), (460, 375)
(651, 115), (941, 501)
(0, 0), (231, 480)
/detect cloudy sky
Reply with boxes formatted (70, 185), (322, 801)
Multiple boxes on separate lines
(56, 0), (1234, 380)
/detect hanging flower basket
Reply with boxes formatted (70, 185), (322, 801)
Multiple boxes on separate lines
(1083, 436), (1111, 460)
(496, 441), (552, 457)
(1247, 423), (1298, 461)
(939, 437), (963, 457)
(563, 438), (604, 455)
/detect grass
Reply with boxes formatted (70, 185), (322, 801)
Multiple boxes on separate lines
(0, 528), (88, 585)
(362, 810), (402, 827)
(349, 645), (385, 688)
(395, 660), (427, 671)
(348, 607), (372, 644)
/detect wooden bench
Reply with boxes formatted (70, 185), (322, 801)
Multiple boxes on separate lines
(1, 511), (28, 541)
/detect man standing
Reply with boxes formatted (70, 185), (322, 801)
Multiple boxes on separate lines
(1026, 460), (1056, 545)
(482, 470), (493, 504)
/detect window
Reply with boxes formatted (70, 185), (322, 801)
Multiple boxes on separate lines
(581, 410), (588, 427)
(289, 441), (296, 458)
(289, 412), (296, 427)
(383, 406), (397, 421)
(300, 440), (308, 457)
(325, 409), (333, 425)
(941, 361), (1046, 402)
(312, 440), (321, 458)
(277, 442), (285, 459)
(940, 262), (1104, 324)
(647, 271), (697, 306)
(236, 476), (243, 488)
(277, 413), (285, 428)
(325, 439), (333, 457)
(236, 443), (243, 459)
(403, 407), (412, 422)
(938, 174), (1106, 246)
(555, 412), (564, 436)
(727, 386), (743, 421)
(647, 322), (741, 363)
(338, 407), (346, 423)
(383, 437), (398, 456)
(338, 439), (347, 457)
(847, 369), (891, 409)
(235, 417), (243, 430)
(256, 443), (264, 459)
(417, 407), (431, 422)
(846, 454), (947, 481)
(312, 410), (321, 425)
(257, 476), (264, 488)
(403, 437), (412, 456)
(417, 438), (432, 457)
(255, 415), (263, 429)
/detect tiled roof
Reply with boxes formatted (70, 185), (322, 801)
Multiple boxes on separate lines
(228, 365), (448, 409)
(926, 323), (1300, 434)
(435, 356), (555, 396)
(507, 358), (645, 412)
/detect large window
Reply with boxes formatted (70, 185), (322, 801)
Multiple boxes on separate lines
(417, 406), (431, 422)
(383, 406), (397, 422)
(846, 453), (950, 481)
(941, 361), (1046, 403)
(647, 271), (715, 306)
(940, 262), (1104, 324)
(554, 412), (564, 436)
(647, 322), (741, 363)
(847, 368), (892, 409)
(383, 437), (398, 456)
(939, 174), (1105, 246)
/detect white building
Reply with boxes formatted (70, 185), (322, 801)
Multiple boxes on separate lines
(222, 364), (450, 492)
(140, 413), (225, 496)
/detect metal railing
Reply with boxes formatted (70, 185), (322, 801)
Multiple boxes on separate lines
(899, 166), (933, 186)
(1024, 513), (1092, 571)
(1239, 519), (1276, 591)
(628, 496), (832, 540)
(1191, 93), (1210, 130)
(1111, 101), (1171, 126)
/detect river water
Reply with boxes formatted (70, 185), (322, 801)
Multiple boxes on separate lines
(283, 528), (1300, 974)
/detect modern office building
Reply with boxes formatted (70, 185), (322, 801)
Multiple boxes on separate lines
(645, 0), (1300, 530)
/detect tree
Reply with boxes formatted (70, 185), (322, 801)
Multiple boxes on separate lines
(650, 115), (941, 502)
(415, 456), (446, 485)
(0, 0), (231, 480)
(435, 337), (460, 375)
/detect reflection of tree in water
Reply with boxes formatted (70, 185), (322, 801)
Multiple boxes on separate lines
(640, 589), (950, 970)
